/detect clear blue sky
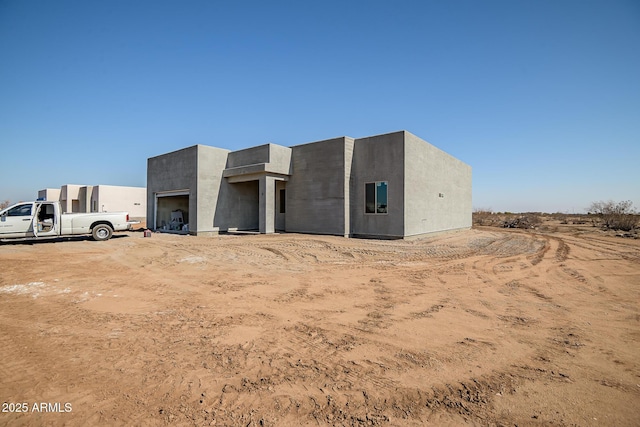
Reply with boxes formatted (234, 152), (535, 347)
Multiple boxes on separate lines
(1, 0), (638, 213)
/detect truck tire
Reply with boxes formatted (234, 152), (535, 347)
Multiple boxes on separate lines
(92, 224), (113, 241)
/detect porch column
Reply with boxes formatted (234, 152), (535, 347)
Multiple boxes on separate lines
(259, 175), (276, 234)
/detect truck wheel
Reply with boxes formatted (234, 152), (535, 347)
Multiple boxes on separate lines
(92, 224), (113, 241)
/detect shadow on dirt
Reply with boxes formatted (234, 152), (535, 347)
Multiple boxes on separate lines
(0, 234), (129, 246)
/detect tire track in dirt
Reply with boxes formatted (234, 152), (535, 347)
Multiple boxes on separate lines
(561, 233), (640, 261)
(2, 229), (639, 426)
(0, 296), (127, 426)
(0, 305), (50, 401)
(484, 230), (640, 426)
(234, 232), (564, 423)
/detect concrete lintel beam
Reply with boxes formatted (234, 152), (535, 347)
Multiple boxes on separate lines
(223, 163), (291, 179)
(226, 173), (289, 184)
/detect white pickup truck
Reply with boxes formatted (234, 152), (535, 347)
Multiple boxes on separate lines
(0, 201), (135, 242)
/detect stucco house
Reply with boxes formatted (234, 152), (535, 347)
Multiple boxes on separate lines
(146, 130), (472, 239)
(38, 185), (147, 219)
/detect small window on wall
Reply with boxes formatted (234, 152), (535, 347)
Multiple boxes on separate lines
(365, 181), (388, 214)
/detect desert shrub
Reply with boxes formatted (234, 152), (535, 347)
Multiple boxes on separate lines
(609, 214), (640, 231)
(502, 213), (542, 229)
(588, 200), (638, 231)
(0, 200), (10, 210)
(473, 208), (495, 226)
(553, 212), (569, 224)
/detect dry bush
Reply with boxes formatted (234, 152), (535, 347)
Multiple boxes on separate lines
(553, 213), (588, 225)
(570, 216), (588, 225)
(473, 208), (496, 226)
(474, 210), (544, 229)
(588, 200), (638, 232)
(0, 200), (10, 210)
(502, 213), (542, 229)
(553, 212), (569, 224)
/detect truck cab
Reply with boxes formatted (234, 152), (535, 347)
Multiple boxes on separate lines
(0, 201), (61, 239)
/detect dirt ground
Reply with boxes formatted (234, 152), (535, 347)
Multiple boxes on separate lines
(1, 224), (639, 426)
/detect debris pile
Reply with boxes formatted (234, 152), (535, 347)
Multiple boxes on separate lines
(502, 215), (540, 229)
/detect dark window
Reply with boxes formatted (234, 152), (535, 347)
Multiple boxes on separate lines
(365, 183), (376, 213)
(7, 204), (32, 217)
(365, 181), (388, 215)
(279, 189), (286, 214)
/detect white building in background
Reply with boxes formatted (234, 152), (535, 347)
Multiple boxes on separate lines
(38, 184), (146, 219)
(38, 188), (61, 202)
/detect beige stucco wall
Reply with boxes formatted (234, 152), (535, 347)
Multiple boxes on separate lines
(92, 185), (147, 217)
